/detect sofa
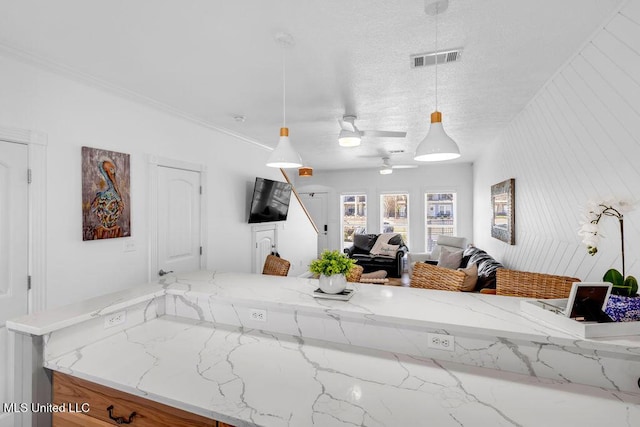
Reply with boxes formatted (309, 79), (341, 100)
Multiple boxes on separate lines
(344, 233), (408, 278)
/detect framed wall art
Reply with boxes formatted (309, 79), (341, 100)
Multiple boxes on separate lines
(81, 146), (131, 240)
(491, 178), (515, 245)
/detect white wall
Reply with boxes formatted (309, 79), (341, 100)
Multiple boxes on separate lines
(296, 163), (474, 253)
(473, 0), (640, 281)
(0, 53), (317, 310)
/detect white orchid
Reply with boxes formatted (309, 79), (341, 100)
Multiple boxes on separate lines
(579, 198), (638, 296)
(578, 199), (636, 256)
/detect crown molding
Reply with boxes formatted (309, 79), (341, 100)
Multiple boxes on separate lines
(0, 41), (272, 151)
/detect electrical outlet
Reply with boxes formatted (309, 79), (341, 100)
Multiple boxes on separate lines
(104, 311), (126, 329)
(249, 308), (267, 322)
(427, 333), (455, 351)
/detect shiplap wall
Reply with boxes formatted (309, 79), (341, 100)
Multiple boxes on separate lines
(473, 0), (640, 282)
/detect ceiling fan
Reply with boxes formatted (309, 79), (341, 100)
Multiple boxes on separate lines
(379, 157), (417, 175)
(338, 115), (407, 147)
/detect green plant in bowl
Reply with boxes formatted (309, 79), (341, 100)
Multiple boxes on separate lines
(309, 250), (356, 276)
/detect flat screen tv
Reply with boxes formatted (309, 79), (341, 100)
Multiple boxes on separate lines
(248, 177), (293, 223)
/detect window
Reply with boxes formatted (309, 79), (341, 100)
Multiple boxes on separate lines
(380, 193), (409, 246)
(341, 194), (367, 249)
(425, 192), (457, 252)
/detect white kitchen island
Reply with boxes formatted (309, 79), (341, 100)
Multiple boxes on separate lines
(7, 270), (640, 426)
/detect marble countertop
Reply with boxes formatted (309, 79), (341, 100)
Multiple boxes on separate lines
(46, 315), (640, 427)
(6, 284), (164, 335)
(9, 270), (640, 425)
(164, 271), (640, 352)
(9, 271), (640, 354)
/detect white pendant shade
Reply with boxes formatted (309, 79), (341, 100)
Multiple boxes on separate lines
(266, 127), (303, 168)
(379, 166), (393, 175)
(414, 111), (460, 162)
(338, 129), (362, 147)
(416, 3), (461, 162)
(267, 34), (303, 169)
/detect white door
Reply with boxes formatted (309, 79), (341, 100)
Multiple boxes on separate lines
(0, 141), (29, 427)
(299, 192), (328, 255)
(157, 166), (202, 277)
(253, 226), (276, 273)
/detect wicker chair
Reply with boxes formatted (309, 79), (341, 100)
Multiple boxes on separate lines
(262, 254), (291, 276)
(410, 262), (466, 292)
(346, 265), (364, 283)
(496, 269), (580, 299)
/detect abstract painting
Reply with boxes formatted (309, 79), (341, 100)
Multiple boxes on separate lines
(81, 147), (131, 240)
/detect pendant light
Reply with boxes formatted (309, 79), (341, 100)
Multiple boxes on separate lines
(414, 0), (461, 162)
(298, 166), (313, 177)
(267, 33), (303, 168)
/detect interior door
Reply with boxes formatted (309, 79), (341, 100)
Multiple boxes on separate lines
(0, 141), (29, 427)
(253, 226), (276, 273)
(157, 166), (202, 277)
(299, 192), (328, 255)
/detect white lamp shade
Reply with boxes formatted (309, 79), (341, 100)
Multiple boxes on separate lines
(414, 112), (460, 162)
(266, 128), (303, 168)
(338, 129), (361, 147)
(379, 166), (393, 175)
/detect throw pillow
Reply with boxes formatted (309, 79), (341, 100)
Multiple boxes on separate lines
(463, 246), (504, 289)
(353, 234), (378, 254)
(371, 243), (400, 258)
(387, 233), (404, 246)
(437, 247), (463, 269)
(369, 233), (395, 255)
(457, 263), (478, 292)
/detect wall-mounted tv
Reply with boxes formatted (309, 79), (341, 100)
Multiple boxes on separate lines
(248, 177), (293, 223)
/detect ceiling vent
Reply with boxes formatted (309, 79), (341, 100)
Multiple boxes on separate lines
(411, 49), (462, 68)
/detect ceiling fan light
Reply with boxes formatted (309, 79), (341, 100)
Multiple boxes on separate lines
(414, 112), (460, 162)
(379, 166), (393, 175)
(338, 129), (361, 147)
(267, 127), (303, 168)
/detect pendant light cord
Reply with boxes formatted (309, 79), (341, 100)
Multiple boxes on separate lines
(435, 4), (439, 111)
(282, 48), (286, 128)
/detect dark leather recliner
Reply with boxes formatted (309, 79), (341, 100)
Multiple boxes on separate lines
(343, 233), (408, 278)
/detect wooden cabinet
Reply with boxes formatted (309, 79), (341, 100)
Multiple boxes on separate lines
(52, 371), (234, 427)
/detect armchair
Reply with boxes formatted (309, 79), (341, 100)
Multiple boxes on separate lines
(407, 235), (467, 275)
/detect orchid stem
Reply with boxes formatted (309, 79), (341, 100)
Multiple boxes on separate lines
(620, 217), (625, 278)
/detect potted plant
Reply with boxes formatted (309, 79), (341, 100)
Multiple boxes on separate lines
(578, 200), (638, 296)
(309, 250), (356, 294)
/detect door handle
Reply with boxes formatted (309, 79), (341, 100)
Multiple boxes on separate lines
(158, 269), (174, 276)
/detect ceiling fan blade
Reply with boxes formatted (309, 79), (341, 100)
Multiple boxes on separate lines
(361, 130), (407, 138)
(338, 119), (356, 132)
(392, 165), (418, 169)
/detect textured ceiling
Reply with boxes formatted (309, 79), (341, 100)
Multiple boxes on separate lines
(0, 0), (624, 171)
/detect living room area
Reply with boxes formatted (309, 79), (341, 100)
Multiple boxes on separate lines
(295, 162), (472, 286)
(2, 1), (640, 425)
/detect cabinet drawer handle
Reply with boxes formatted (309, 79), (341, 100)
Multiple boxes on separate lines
(106, 405), (137, 424)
